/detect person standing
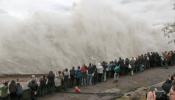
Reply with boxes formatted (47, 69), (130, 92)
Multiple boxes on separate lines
(39, 76), (47, 96)
(57, 71), (64, 89)
(9, 80), (17, 100)
(63, 68), (69, 90)
(70, 67), (75, 87)
(28, 76), (38, 100)
(1, 81), (9, 100)
(102, 61), (107, 82)
(114, 64), (120, 81)
(92, 65), (98, 85)
(87, 63), (94, 85)
(16, 83), (23, 100)
(47, 71), (55, 93)
(97, 63), (103, 82)
(80, 64), (88, 86)
(75, 66), (82, 86)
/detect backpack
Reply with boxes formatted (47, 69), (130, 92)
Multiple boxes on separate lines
(16, 85), (23, 95)
(114, 65), (120, 73)
(9, 84), (17, 93)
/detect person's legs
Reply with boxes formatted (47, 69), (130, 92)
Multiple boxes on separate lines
(41, 87), (44, 96)
(87, 74), (90, 85)
(83, 77), (87, 86)
(114, 72), (116, 81)
(51, 84), (55, 93)
(38, 87), (42, 96)
(92, 75), (97, 85)
(64, 79), (68, 91)
(77, 78), (79, 86)
(77, 78), (80, 86)
(2, 96), (8, 100)
(92, 76), (95, 85)
(71, 76), (75, 87)
(90, 74), (93, 85)
(131, 69), (134, 76)
(88, 74), (93, 85)
(81, 77), (84, 86)
(76, 78), (81, 86)
(104, 71), (106, 81)
(18, 94), (22, 100)
(98, 74), (100, 82)
(116, 73), (119, 81)
(10, 93), (17, 100)
(47, 84), (51, 93)
(85, 76), (88, 86)
(99, 74), (102, 82)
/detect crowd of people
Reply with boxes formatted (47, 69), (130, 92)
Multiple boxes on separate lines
(0, 50), (175, 100)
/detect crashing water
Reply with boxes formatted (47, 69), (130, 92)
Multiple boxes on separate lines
(0, 0), (174, 74)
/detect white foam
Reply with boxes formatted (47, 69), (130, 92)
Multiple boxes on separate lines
(0, 0), (174, 74)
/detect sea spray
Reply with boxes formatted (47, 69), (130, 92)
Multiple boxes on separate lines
(0, 0), (174, 74)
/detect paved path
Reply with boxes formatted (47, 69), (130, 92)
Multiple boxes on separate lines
(39, 66), (175, 100)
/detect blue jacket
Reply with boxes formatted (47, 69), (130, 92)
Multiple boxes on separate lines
(75, 69), (82, 79)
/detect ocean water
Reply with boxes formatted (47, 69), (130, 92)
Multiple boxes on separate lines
(0, 0), (174, 74)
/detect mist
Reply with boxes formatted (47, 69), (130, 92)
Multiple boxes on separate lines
(0, 0), (174, 74)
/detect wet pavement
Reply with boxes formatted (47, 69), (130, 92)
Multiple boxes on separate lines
(39, 66), (175, 100)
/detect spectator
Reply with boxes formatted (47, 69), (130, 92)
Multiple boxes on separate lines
(16, 83), (23, 100)
(97, 63), (104, 82)
(125, 58), (130, 74)
(101, 61), (107, 81)
(58, 71), (64, 89)
(87, 63), (94, 85)
(92, 65), (98, 85)
(114, 64), (120, 81)
(28, 76), (38, 100)
(75, 66), (82, 86)
(39, 75), (47, 96)
(47, 71), (55, 93)
(9, 80), (17, 100)
(1, 81), (9, 100)
(63, 68), (69, 90)
(70, 67), (75, 87)
(80, 64), (88, 86)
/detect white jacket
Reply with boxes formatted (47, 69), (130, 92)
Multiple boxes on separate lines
(97, 63), (103, 74)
